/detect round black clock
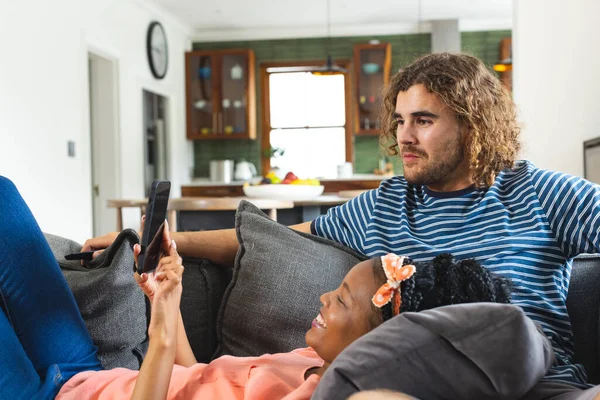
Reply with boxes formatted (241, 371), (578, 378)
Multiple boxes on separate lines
(146, 21), (168, 79)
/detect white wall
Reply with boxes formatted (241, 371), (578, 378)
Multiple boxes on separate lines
(191, 19), (513, 43)
(0, 0), (192, 241)
(513, 0), (600, 176)
(431, 20), (461, 53)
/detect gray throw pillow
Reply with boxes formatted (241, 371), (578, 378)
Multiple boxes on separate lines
(44, 229), (148, 370)
(216, 200), (366, 357)
(312, 303), (554, 400)
(179, 256), (232, 363)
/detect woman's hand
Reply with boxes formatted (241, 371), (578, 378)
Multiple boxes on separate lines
(130, 222), (186, 400)
(146, 239), (184, 343)
(130, 240), (183, 400)
(133, 220), (184, 343)
(133, 216), (166, 302)
(133, 248), (159, 302)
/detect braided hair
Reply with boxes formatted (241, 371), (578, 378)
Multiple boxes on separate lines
(372, 253), (512, 322)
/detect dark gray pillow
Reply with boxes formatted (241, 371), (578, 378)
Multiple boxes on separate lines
(312, 303), (554, 400)
(44, 229), (148, 370)
(216, 200), (366, 357)
(179, 257), (232, 363)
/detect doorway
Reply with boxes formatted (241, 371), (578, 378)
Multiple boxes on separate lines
(88, 52), (120, 237)
(143, 90), (168, 196)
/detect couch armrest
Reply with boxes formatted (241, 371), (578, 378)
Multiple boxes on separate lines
(567, 254), (600, 384)
(180, 257), (232, 363)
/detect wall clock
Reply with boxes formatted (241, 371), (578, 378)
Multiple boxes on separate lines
(147, 21), (168, 79)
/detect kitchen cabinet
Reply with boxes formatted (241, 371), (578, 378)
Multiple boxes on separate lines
(352, 43), (391, 136)
(499, 37), (512, 92)
(185, 49), (256, 140)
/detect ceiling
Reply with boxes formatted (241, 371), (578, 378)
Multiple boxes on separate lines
(154, 0), (512, 40)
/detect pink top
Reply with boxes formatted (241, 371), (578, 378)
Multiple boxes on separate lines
(57, 348), (323, 400)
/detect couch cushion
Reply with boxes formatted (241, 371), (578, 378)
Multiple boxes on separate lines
(179, 257), (231, 363)
(312, 303), (554, 400)
(567, 254), (600, 384)
(44, 229), (148, 370)
(215, 200), (366, 357)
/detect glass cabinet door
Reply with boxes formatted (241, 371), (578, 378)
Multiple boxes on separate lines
(353, 43), (391, 135)
(187, 54), (216, 136)
(186, 49), (256, 140)
(220, 53), (249, 136)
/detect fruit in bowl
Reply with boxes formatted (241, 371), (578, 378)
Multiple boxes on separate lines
(244, 171), (324, 200)
(281, 172), (298, 184)
(259, 171), (320, 186)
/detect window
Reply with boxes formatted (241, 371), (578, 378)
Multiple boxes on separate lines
(260, 62), (352, 179)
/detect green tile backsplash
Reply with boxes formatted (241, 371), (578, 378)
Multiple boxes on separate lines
(192, 30), (511, 177)
(193, 139), (260, 177)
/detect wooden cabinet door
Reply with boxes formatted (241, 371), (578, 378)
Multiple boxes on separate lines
(353, 43), (391, 136)
(186, 49), (256, 140)
(186, 52), (218, 139)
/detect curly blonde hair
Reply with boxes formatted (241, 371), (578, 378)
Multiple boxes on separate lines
(380, 52), (521, 188)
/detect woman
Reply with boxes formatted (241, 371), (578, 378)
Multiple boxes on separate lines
(0, 177), (511, 399)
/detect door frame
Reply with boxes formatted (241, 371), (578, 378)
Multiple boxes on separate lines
(86, 44), (121, 236)
(141, 81), (174, 179)
(142, 89), (170, 196)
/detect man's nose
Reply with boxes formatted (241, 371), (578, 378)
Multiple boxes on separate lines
(397, 123), (417, 145)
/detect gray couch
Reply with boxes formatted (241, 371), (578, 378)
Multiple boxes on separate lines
(46, 201), (600, 398)
(179, 254), (600, 383)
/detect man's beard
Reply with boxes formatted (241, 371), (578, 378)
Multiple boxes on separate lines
(401, 136), (466, 187)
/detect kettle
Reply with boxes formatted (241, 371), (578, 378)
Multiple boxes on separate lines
(234, 160), (257, 181)
(209, 160), (234, 183)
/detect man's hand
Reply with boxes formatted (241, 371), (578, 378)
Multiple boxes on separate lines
(80, 232), (119, 261)
(81, 216), (145, 262)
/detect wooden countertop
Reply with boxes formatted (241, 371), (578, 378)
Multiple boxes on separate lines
(107, 197), (295, 231)
(107, 194), (360, 231)
(107, 197), (294, 211)
(293, 195), (350, 206)
(185, 174), (386, 187)
(181, 179), (381, 197)
(107, 195), (347, 210)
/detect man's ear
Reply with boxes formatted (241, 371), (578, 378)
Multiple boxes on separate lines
(459, 122), (474, 151)
(459, 120), (472, 139)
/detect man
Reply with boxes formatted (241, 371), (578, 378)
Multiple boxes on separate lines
(85, 53), (600, 399)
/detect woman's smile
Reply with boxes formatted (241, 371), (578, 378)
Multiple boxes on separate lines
(312, 312), (327, 329)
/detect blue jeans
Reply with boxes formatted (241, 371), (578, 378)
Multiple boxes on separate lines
(0, 177), (102, 399)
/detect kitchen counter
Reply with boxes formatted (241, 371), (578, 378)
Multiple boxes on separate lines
(107, 194), (355, 232)
(107, 197), (295, 231)
(186, 173), (387, 186)
(182, 175), (387, 197)
(293, 194), (352, 206)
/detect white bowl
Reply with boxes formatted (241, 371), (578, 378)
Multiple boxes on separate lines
(243, 184), (325, 201)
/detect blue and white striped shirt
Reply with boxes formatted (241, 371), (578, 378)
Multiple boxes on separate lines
(313, 161), (600, 387)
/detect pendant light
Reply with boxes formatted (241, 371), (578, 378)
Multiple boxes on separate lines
(311, 0), (347, 75)
(493, 38), (513, 72)
(493, 57), (512, 72)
